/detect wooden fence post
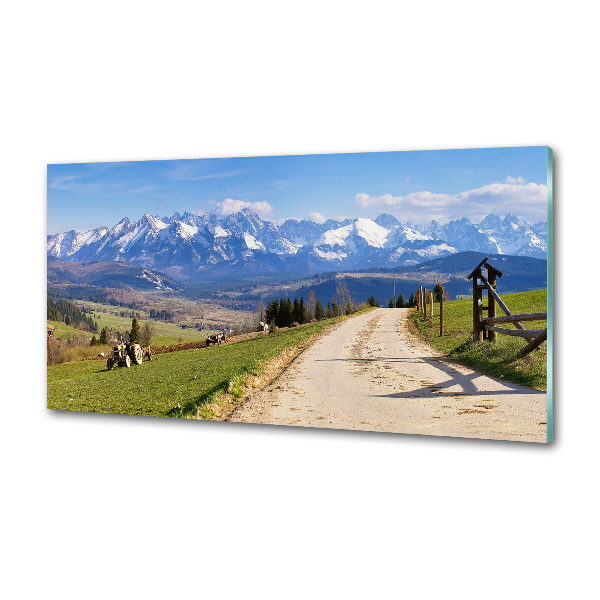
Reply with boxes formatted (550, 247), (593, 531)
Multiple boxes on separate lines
(416, 288), (421, 311)
(487, 270), (497, 342)
(440, 286), (444, 336)
(429, 290), (433, 325)
(473, 269), (483, 342)
(423, 288), (428, 321)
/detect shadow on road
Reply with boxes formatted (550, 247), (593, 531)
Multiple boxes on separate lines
(315, 355), (545, 399)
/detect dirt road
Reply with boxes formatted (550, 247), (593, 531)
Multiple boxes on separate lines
(229, 308), (547, 442)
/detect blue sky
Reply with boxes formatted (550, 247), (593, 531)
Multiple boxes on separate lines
(47, 146), (549, 234)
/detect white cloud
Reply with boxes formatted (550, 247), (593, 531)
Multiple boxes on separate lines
(354, 178), (547, 223)
(309, 211), (327, 224)
(215, 198), (274, 219)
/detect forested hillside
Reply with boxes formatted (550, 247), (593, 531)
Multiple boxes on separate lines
(47, 297), (98, 333)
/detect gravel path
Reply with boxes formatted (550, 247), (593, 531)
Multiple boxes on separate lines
(229, 308), (547, 442)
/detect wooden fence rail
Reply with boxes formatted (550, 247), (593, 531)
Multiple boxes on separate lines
(483, 313), (547, 325)
(519, 329), (548, 355)
(482, 325), (544, 338)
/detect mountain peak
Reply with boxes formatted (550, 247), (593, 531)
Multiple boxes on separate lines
(479, 213), (502, 229)
(47, 210), (547, 274)
(375, 213), (400, 229)
(140, 213), (168, 230)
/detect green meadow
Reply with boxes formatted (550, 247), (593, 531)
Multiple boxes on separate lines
(409, 289), (548, 390)
(48, 313), (360, 419)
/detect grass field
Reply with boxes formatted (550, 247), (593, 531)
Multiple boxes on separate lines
(409, 289), (548, 390)
(47, 320), (93, 340)
(74, 299), (253, 347)
(48, 315), (205, 347)
(93, 311), (207, 344)
(48, 312), (365, 419)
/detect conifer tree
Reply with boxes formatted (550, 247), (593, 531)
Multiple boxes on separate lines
(266, 299), (279, 325)
(130, 317), (140, 341)
(388, 297), (395, 308)
(100, 326), (109, 345)
(299, 297), (308, 323)
(277, 298), (294, 327)
(396, 293), (405, 308)
(292, 297), (302, 323)
(315, 298), (324, 320)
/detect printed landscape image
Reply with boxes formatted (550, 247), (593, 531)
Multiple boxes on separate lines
(47, 147), (551, 442)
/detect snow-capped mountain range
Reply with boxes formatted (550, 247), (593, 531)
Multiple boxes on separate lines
(47, 209), (547, 279)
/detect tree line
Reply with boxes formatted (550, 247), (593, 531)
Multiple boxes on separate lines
(47, 297), (98, 332)
(387, 293), (416, 308)
(385, 283), (444, 308)
(91, 317), (154, 347)
(265, 296), (320, 327)
(264, 284), (368, 328)
(149, 308), (174, 322)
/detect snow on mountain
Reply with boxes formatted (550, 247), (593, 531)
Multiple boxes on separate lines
(315, 218), (389, 250)
(532, 221), (548, 243)
(438, 217), (500, 254)
(479, 213), (546, 257)
(47, 227), (109, 259)
(354, 218), (390, 248)
(136, 269), (175, 290)
(243, 232), (266, 251)
(317, 223), (354, 248)
(213, 226), (230, 238)
(312, 248), (348, 261)
(374, 213), (401, 230)
(388, 242), (458, 265)
(47, 210), (547, 278)
(278, 218), (330, 247)
(176, 221), (198, 241)
(387, 225), (432, 245)
(422, 220), (446, 240)
(143, 213), (168, 231)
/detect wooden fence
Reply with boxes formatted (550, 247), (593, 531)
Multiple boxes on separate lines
(416, 284), (445, 336)
(467, 258), (547, 355)
(412, 259), (546, 355)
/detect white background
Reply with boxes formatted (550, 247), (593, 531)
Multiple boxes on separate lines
(1, 1), (598, 598)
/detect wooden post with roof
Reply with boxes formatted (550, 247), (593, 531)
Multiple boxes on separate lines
(468, 258), (486, 342)
(468, 258), (503, 343)
(467, 257), (546, 354)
